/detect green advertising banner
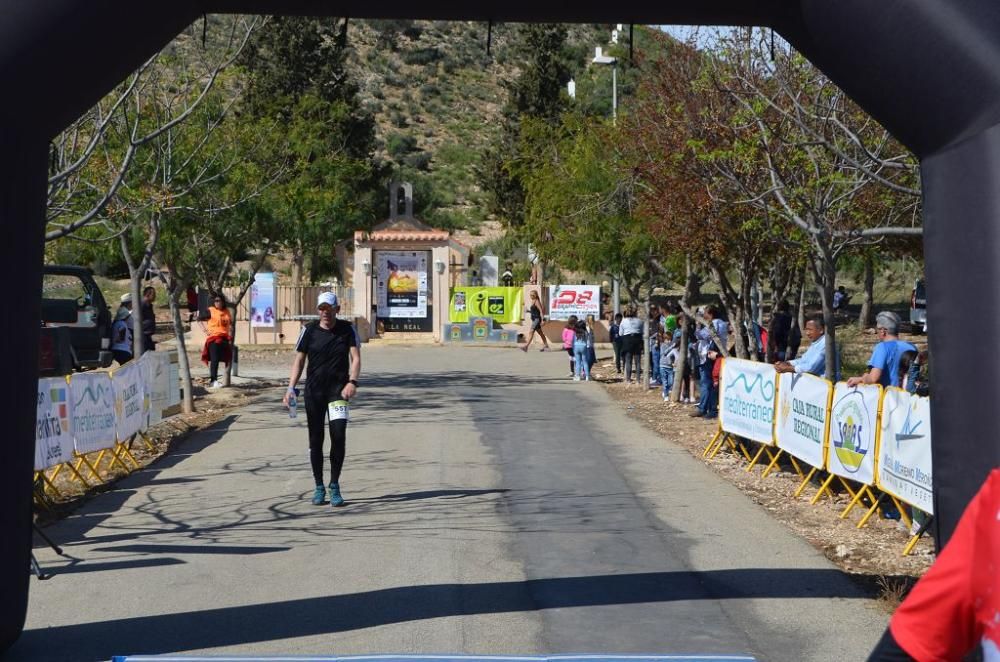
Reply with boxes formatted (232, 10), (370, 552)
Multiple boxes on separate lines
(450, 287), (523, 323)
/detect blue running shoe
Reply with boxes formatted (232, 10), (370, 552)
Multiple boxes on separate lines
(311, 485), (326, 506)
(328, 482), (345, 507)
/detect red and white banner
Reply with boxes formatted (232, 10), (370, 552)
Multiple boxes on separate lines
(548, 285), (600, 321)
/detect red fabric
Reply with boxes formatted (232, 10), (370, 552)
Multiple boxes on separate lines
(201, 334), (232, 365)
(889, 469), (999, 661)
(712, 357), (723, 386)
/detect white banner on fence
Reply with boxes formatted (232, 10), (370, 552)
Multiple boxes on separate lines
(877, 388), (934, 514)
(548, 285), (600, 321)
(140, 352), (172, 426)
(113, 362), (145, 441)
(827, 383), (881, 485)
(70, 371), (117, 455)
(775, 372), (832, 469)
(719, 358), (777, 445)
(36, 377), (75, 471)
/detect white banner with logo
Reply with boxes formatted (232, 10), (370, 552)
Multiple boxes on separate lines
(719, 358), (777, 445)
(36, 377), (76, 471)
(140, 352), (173, 426)
(548, 285), (600, 321)
(250, 272), (276, 327)
(376, 251), (428, 318)
(827, 383), (881, 485)
(113, 362), (145, 441)
(70, 371), (117, 455)
(775, 373), (832, 469)
(877, 388), (934, 514)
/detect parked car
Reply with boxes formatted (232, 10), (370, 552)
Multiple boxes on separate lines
(41, 265), (113, 369)
(910, 278), (928, 334)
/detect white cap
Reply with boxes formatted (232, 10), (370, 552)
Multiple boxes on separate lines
(317, 292), (339, 308)
(120, 293), (132, 304)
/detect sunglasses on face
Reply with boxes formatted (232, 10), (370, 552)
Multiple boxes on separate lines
(318, 304), (333, 312)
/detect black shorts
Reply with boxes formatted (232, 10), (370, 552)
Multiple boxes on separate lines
(531, 319), (542, 331)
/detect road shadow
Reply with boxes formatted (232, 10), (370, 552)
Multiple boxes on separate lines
(10, 568), (874, 661)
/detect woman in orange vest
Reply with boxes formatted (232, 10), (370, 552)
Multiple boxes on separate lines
(199, 292), (233, 388)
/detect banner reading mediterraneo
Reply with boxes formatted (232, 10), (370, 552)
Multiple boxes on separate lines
(720, 358), (776, 444)
(877, 388), (933, 513)
(449, 287), (523, 324)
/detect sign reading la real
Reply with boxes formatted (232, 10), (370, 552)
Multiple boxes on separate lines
(720, 358), (776, 444)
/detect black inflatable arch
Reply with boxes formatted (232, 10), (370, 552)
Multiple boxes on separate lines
(2, 0), (999, 651)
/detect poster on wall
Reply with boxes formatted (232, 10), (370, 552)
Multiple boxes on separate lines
(250, 272), (275, 327)
(449, 287), (523, 324)
(548, 285), (600, 321)
(376, 251), (428, 319)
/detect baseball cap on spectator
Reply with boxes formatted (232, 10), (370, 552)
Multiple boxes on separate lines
(317, 292), (339, 308)
(120, 293), (132, 304)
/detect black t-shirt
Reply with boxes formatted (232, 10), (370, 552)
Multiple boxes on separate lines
(295, 319), (359, 400)
(769, 311), (791, 348)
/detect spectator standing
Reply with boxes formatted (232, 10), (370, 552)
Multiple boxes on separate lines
(111, 293), (134, 366)
(610, 313), (623, 373)
(585, 314), (598, 370)
(562, 315), (579, 378)
(140, 285), (156, 354)
(693, 306), (727, 418)
(832, 285), (849, 313)
(774, 315), (840, 380)
(619, 306), (644, 385)
(847, 311), (916, 388)
(572, 320), (592, 382)
(200, 292), (234, 388)
(648, 305), (662, 387)
(768, 300), (792, 362)
(521, 290), (550, 352)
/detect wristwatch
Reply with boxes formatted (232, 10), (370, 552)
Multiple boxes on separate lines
(348, 379), (359, 387)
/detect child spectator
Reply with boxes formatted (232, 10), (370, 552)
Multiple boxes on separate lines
(562, 315), (579, 378)
(573, 320), (592, 382)
(660, 338), (678, 402)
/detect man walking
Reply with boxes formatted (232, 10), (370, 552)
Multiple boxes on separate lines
(140, 286), (156, 353)
(774, 315), (839, 380)
(283, 292), (361, 507)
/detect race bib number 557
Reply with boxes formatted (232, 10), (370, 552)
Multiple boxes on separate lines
(327, 400), (350, 421)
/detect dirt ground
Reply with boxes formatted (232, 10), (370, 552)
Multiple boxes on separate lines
(587, 356), (935, 593)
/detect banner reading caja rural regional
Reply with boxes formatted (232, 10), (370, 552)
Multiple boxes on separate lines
(36, 377), (75, 471)
(719, 358), (777, 444)
(449, 287), (523, 324)
(826, 383), (881, 486)
(877, 388), (934, 514)
(775, 372), (832, 469)
(70, 371), (117, 455)
(376, 251), (428, 318)
(548, 285), (600, 321)
(113, 361), (145, 440)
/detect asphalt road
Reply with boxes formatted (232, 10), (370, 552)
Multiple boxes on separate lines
(10, 345), (888, 661)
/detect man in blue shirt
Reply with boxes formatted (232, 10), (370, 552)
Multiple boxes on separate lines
(774, 314), (839, 380)
(847, 311), (916, 388)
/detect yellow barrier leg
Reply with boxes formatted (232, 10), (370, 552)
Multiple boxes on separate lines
(105, 447), (130, 473)
(745, 444), (769, 472)
(840, 484), (869, 519)
(726, 436), (753, 462)
(788, 456), (805, 479)
(837, 477), (858, 500)
(761, 449), (784, 478)
(902, 515), (932, 556)
(49, 463), (64, 482)
(139, 432), (156, 452)
(116, 443), (141, 470)
(75, 454), (103, 483)
(41, 470), (63, 498)
(65, 461), (91, 489)
(857, 492), (887, 529)
(892, 496), (912, 529)
(702, 428), (723, 458)
(809, 473), (837, 505)
(707, 433), (729, 460)
(794, 466), (818, 498)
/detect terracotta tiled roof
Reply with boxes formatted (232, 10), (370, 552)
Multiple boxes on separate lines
(359, 229), (451, 242)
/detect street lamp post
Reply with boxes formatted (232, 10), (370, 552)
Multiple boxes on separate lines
(593, 47), (620, 315)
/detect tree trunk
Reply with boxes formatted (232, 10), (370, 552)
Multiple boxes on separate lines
(671, 254), (695, 402)
(167, 284), (196, 413)
(797, 272), (807, 333)
(813, 249), (839, 382)
(120, 234), (145, 356)
(291, 245), (304, 316)
(859, 254), (875, 330)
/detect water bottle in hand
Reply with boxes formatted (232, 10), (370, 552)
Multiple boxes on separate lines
(287, 388), (298, 419)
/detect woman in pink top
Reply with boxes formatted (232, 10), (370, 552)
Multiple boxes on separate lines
(562, 315), (579, 378)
